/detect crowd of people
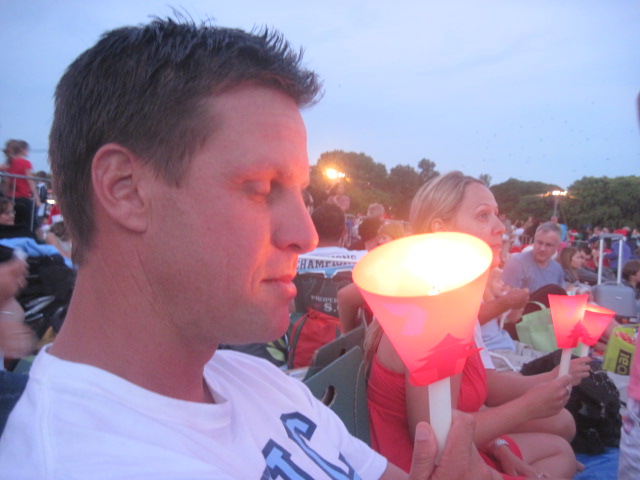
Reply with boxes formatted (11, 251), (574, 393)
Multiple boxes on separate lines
(0, 140), (76, 371)
(302, 174), (639, 479)
(299, 171), (639, 479)
(293, 124), (640, 479)
(364, 172), (588, 479)
(0, 15), (638, 480)
(1, 140), (69, 251)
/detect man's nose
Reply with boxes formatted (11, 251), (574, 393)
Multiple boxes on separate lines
(274, 191), (318, 253)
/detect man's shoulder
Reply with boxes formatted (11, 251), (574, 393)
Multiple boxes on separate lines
(209, 350), (295, 386)
(548, 258), (564, 272)
(502, 251), (532, 288)
(212, 349), (282, 370)
(505, 250), (531, 266)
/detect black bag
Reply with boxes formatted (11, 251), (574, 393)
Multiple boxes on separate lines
(566, 368), (622, 454)
(18, 254), (76, 338)
(520, 350), (622, 455)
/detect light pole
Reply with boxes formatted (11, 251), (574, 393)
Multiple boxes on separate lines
(551, 190), (567, 217)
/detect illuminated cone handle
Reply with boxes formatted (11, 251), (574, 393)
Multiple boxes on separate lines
(353, 232), (492, 457)
(548, 294), (588, 376)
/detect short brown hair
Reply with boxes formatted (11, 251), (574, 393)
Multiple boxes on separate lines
(50, 17), (322, 265)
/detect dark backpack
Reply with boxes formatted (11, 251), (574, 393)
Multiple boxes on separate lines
(520, 350), (622, 455)
(567, 368), (622, 454)
(19, 254), (76, 338)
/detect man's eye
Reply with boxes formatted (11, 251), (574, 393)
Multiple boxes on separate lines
(243, 181), (270, 201)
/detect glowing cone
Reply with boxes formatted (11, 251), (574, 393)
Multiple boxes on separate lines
(548, 294), (589, 349)
(353, 232), (492, 456)
(581, 304), (615, 346)
(577, 304), (616, 356)
(548, 293), (588, 376)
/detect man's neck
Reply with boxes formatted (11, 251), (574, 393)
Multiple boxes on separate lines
(534, 257), (550, 268)
(49, 267), (217, 404)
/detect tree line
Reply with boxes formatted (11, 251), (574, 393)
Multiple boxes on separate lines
(308, 150), (640, 230)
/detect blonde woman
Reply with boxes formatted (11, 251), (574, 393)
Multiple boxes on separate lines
(366, 171), (589, 479)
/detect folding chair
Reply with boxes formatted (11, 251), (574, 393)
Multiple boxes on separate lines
(304, 346), (371, 445)
(303, 324), (365, 380)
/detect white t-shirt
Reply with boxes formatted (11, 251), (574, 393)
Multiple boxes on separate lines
(297, 246), (367, 271)
(0, 347), (386, 480)
(480, 318), (516, 352)
(474, 321), (495, 369)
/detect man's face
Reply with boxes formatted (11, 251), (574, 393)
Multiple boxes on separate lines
(532, 230), (560, 266)
(145, 86), (318, 347)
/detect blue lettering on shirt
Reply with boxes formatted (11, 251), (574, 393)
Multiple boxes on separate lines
(261, 412), (361, 480)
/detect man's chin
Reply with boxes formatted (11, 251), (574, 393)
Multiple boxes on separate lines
(255, 311), (291, 343)
(218, 308), (290, 346)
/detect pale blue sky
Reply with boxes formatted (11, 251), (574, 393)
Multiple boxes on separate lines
(1, 0), (638, 188)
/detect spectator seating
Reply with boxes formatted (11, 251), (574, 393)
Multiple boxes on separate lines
(304, 345), (370, 445)
(303, 324), (366, 380)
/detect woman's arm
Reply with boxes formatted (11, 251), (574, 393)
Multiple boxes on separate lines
(0, 257), (28, 304)
(0, 298), (36, 359)
(477, 288), (528, 325)
(337, 283), (364, 333)
(485, 356), (590, 406)
(407, 369), (571, 447)
(25, 168), (41, 207)
(45, 232), (72, 259)
(374, 333), (435, 441)
(405, 356), (578, 447)
(468, 375), (573, 446)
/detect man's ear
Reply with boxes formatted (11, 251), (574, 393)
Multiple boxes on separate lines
(431, 218), (445, 232)
(91, 143), (149, 233)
